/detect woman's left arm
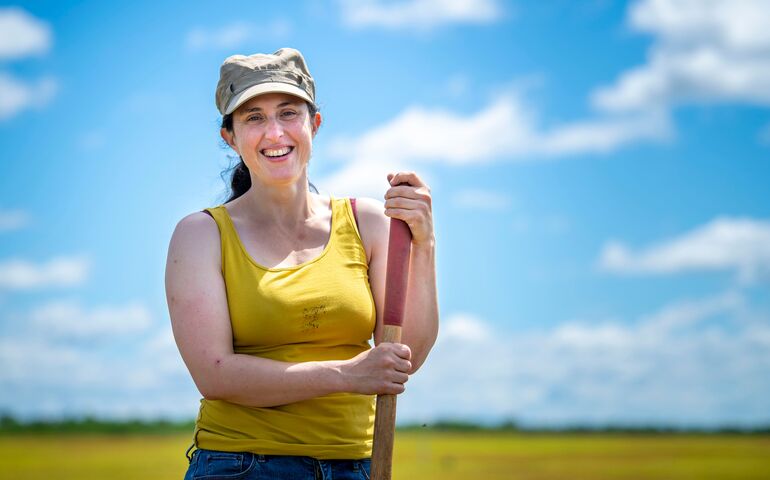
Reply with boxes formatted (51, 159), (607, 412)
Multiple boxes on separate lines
(357, 172), (439, 373)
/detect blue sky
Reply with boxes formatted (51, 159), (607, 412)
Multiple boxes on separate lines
(1, 0), (769, 427)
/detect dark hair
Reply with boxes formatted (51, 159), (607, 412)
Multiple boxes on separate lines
(220, 102), (320, 203)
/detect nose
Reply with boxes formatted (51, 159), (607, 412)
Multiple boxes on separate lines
(264, 116), (283, 141)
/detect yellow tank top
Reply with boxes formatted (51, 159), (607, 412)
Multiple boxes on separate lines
(194, 196), (376, 459)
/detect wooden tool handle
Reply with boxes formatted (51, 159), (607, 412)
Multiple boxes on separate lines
(370, 217), (412, 480)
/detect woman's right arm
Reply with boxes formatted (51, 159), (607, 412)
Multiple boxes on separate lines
(165, 212), (411, 408)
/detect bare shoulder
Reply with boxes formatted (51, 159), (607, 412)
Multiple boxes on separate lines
(351, 197), (388, 261)
(353, 197), (386, 225)
(167, 211), (221, 269)
(171, 211), (219, 243)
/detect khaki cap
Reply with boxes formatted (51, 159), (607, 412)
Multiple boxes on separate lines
(215, 48), (316, 115)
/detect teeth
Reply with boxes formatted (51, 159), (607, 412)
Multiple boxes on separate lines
(263, 147), (291, 157)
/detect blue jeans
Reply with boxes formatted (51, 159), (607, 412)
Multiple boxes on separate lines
(184, 448), (371, 480)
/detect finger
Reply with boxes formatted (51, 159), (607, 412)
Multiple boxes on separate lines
(384, 196), (421, 211)
(378, 342), (411, 359)
(378, 342), (400, 351)
(384, 207), (423, 225)
(395, 359), (412, 373)
(384, 185), (431, 201)
(388, 171), (425, 188)
(386, 383), (406, 395)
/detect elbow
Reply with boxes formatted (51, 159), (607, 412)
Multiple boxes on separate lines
(193, 360), (231, 401)
(404, 330), (438, 375)
(407, 342), (435, 374)
(196, 379), (226, 401)
(408, 352), (430, 374)
(199, 386), (225, 401)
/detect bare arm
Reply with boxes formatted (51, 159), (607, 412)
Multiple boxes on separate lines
(165, 212), (410, 408)
(356, 172), (439, 373)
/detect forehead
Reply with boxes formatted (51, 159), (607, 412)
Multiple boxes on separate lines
(236, 92), (306, 113)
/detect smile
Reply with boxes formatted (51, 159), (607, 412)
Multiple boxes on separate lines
(261, 146), (294, 158)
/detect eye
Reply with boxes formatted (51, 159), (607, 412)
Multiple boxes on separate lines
(281, 110), (298, 119)
(247, 114), (264, 122)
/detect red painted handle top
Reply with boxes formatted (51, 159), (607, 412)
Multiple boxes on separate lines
(383, 218), (412, 327)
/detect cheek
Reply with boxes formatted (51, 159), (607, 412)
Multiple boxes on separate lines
(236, 130), (261, 151)
(299, 123), (315, 143)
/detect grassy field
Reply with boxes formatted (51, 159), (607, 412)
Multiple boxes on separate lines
(1, 431), (768, 479)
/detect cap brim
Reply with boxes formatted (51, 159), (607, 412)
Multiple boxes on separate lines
(225, 83), (313, 115)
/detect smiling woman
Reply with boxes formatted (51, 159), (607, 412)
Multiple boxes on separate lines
(164, 48), (439, 480)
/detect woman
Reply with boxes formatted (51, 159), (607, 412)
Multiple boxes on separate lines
(165, 48), (439, 479)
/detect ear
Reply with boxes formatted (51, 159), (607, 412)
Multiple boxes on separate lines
(311, 112), (322, 137)
(220, 127), (239, 154)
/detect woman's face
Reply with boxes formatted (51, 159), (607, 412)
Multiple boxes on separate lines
(223, 92), (321, 188)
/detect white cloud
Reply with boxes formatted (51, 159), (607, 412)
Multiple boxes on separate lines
(325, 96), (537, 167)
(186, 20), (291, 51)
(442, 313), (492, 342)
(0, 7), (51, 60)
(452, 189), (512, 210)
(317, 155), (411, 200)
(400, 292), (770, 426)
(320, 95), (669, 198)
(638, 290), (743, 335)
(0, 73), (57, 120)
(599, 216), (770, 282)
(29, 300), (153, 340)
(537, 109), (672, 155)
(0, 208), (30, 232)
(0, 311), (196, 419)
(0, 327), (199, 419)
(593, 0), (770, 112)
(338, 0), (503, 30)
(0, 255), (90, 290)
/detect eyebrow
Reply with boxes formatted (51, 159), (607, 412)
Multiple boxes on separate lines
(239, 101), (301, 115)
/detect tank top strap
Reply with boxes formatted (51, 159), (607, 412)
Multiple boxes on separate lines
(202, 206), (233, 237)
(201, 206), (242, 267)
(330, 197), (367, 266)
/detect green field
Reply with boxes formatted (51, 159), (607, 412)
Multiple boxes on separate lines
(1, 432), (768, 479)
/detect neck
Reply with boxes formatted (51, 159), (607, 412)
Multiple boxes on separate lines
(237, 174), (320, 229)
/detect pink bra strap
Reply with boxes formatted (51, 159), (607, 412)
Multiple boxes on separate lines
(350, 198), (359, 227)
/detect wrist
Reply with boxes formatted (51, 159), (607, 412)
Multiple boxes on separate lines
(327, 359), (351, 394)
(412, 235), (435, 249)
